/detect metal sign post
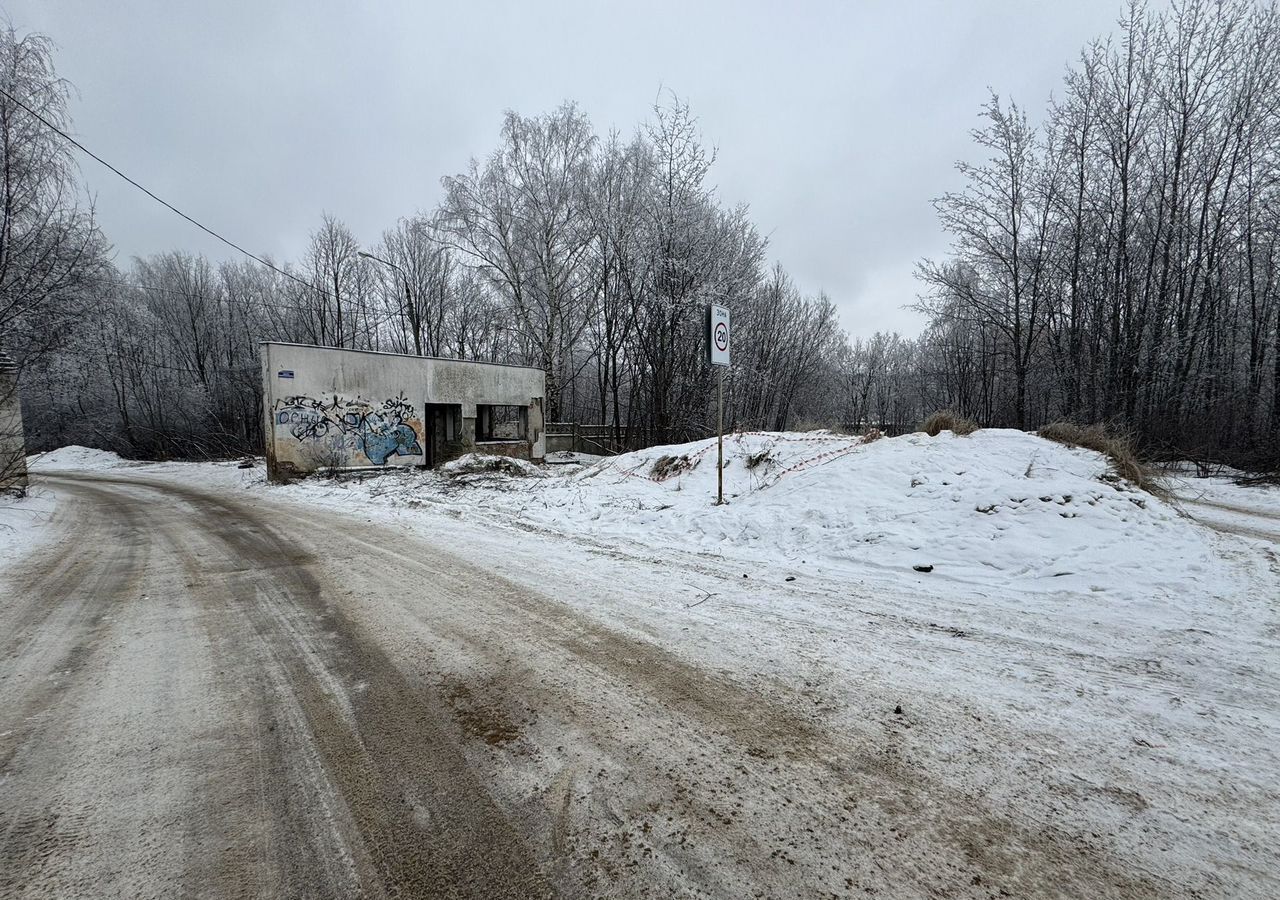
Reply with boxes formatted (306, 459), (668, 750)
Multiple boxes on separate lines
(706, 304), (731, 505)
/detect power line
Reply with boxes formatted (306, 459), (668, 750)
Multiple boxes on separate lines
(0, 84), (321, 297)
(73, 271), (326, 316)
(73, 272), (424, 331)
(64, 271), (415, 341)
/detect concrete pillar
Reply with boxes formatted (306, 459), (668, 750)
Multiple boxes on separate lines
(0, 351), (28, 493)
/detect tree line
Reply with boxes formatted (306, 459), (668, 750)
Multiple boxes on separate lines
(914, 0), (1280, 464)
(14, 78), (845, 459)
(3, 0), (1278, 472)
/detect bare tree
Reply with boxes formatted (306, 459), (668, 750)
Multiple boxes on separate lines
(375, 216), (452, 356)
(439, 103), (597, 418)
(918, 93), (1059, 429)
(0, 25), (106, 484)
(914, 0), (1280, 468)
(302, 213), (365, 349)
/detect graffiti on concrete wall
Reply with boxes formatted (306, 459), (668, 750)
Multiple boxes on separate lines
(274, 394), (423, 466)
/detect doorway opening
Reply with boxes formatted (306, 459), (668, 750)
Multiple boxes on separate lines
(424, 403), (463, 467)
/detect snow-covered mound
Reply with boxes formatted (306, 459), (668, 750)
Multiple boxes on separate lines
(441, 453), (546, 479)
(27, 445), (132, 471)
(520, 429), (1241, 599)
(22, 435), (1243, 601)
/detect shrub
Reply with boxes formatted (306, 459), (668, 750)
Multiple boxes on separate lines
(1038, 422), (1163, 495)
(296, 441), (350, 479)
(920, 410), (980, 437)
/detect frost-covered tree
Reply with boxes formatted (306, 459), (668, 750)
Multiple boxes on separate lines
(439, 103), (597, 418)
(0, 25), (107, 484)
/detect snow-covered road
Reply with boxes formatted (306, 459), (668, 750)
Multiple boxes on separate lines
(1, 442), (1277, 898)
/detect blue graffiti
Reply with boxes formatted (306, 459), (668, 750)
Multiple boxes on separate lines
(360, 423), (422, 465)
(274, 394), (422, 465)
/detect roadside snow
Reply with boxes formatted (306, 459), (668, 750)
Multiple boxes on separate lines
(254, 429), (1279, 895)
(1168, 468), (1280, 545)
(0, 445), (125, 566)
(0, 489), (58, 570)
(11, 431), (1279, 894)
(560, 429), (1244, 599)
(271, 429), (1259, 603)
(440, 452), (547, 479)
(23, 433), (1268, 605)
(27, 445), (137, 472)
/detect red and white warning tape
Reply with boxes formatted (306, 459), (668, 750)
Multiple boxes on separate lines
(597, 431), (868, 487)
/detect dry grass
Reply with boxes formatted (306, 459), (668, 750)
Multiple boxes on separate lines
(920, 410), (980, 437)
(650, 453), (698, 481)
(1038, 421), (1164, 495)
(299, 443), (349, 479)
(861, 427), (884, 443)
(794, 420), (837, 434)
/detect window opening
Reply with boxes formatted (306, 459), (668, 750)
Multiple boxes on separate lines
(477, 404), (527, 441)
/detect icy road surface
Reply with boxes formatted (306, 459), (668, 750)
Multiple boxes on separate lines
(1, 465), (1277, 898)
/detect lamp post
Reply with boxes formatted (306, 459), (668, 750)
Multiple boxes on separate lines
(358, 250), (419, 356)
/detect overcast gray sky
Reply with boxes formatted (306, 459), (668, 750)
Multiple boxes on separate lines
(7, 0), (1127, 338)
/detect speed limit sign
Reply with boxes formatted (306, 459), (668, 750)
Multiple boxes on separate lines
(707, 305), (731, 367)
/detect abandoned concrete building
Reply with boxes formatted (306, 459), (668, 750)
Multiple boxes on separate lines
(0, 351), (28, 492)
(261, 342), (545, 481)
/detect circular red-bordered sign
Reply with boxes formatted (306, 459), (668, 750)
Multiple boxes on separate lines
(714, 321), (729, 352)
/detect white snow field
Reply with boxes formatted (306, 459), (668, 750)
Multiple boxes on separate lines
(18, 430), (1280, 896)
(29, 429), (1264, 603)
(1169, 465), (1280, 545)
(0, 485), (57, 569)
(445, 428), (1256, 600)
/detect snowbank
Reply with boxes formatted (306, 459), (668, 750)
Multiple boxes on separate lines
(440, 453), (546, 479)
(0, 490), (58, 569)
(430, 429), (1248, 600)
(27, 445), (133, 471)
(21, 434), (1254, 603)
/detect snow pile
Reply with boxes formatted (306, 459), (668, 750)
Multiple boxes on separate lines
(0, 489), (58, 568)
(19, 435), (1246, 601)
(490, 429), (1244, 599)
(441, 453), (547, 479)
(27, 445), (133, 471)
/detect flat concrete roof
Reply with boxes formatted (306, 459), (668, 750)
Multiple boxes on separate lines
(259, 341), (544, 374)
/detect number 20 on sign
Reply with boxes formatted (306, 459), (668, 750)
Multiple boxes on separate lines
(707, 305), (731, 367)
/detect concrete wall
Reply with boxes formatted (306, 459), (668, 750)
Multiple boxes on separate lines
(545, 432), (575, 454)
(0, 356), (27, 493)
(261, 343), (545, 480)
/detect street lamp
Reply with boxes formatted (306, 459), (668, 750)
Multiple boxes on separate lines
(357, 249), (399, 272)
